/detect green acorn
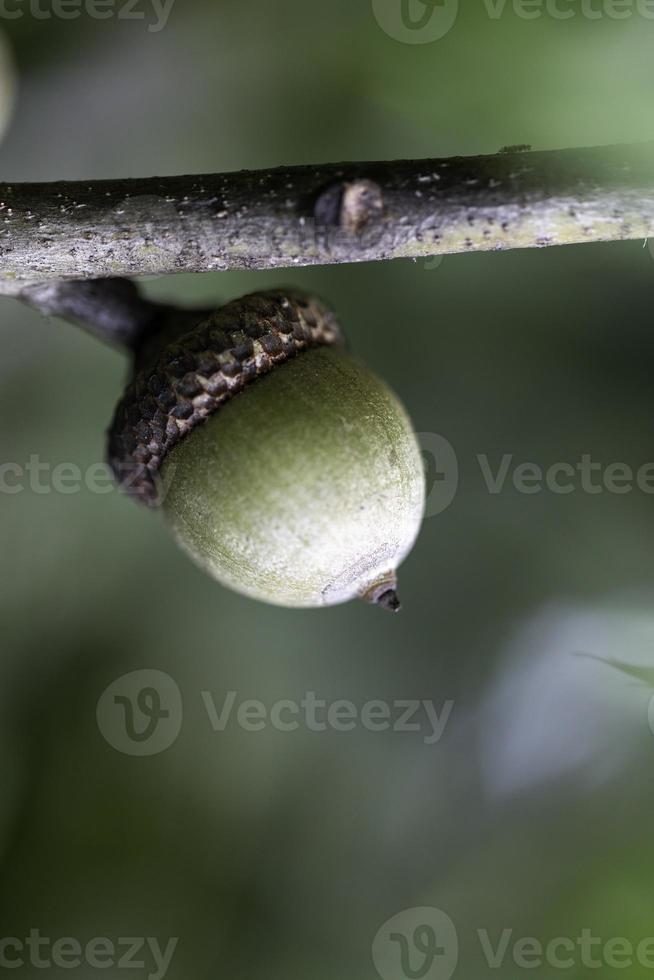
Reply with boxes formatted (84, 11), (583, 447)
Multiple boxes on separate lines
(108, 290), (425, 611)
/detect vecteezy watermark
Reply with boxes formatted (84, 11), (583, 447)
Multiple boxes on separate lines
(109, 186), (388, 273)
(2, 439), (456, 513)
(420, 440), (654, 518)
(2, 439), (457, 506)
(9, 446), (654, 516)
(0, 454), (177, 505)
(485, 0), (654, 20)
(372, 907), (654, 979)
(372, 0), (654, 44)
(475, 928), (654, 970)
(0, 931), (178, 979)
(96, 671), (455, 756)
(0, 0), (176, 31)
(202, 691), (454, 745)
(478, 453), (654, 496)
(0, 456), (116, 495)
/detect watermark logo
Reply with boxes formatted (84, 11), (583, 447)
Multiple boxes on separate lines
(419, 433), (459, 517)
(371, 0), (460, 43)
(97, 670), (182, 756)
(423, 255), (445, 272)
(372, 907), (459, 980)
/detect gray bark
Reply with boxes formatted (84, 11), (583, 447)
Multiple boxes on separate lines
(1, 141), (653, 292)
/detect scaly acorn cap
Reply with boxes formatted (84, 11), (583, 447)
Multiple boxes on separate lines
(108, 289), (344, 506)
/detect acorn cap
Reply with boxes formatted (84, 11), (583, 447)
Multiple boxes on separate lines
(107, 289), (344, 505)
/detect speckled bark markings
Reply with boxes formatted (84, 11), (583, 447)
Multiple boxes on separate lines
(1, 142), (653, 290)
(107, 290), (344, 505)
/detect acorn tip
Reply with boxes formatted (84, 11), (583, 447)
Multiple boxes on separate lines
(375, 588), (402, 613)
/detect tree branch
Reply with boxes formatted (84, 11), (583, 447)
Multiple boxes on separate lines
(0, 141), (653, 292)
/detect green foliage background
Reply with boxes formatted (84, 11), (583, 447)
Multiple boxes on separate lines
(1, 1), (654, 976)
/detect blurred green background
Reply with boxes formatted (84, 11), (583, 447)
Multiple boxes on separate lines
(2, 1), (654, 977)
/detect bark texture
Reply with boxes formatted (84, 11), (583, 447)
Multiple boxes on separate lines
(1, 141), (652, 291)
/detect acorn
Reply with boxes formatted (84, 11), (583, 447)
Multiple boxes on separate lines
(108, 290), (425, 611)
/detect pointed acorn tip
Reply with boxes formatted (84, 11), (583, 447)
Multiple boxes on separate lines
(376, 589), (402, 613)
(360, 573), (402, 612)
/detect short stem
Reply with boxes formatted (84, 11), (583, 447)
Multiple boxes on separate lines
(20, 278), (163, 351)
